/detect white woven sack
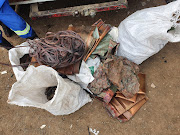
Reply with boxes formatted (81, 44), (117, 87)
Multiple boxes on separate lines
(117, 0), (180, 64)
(7, 65), (92, 115)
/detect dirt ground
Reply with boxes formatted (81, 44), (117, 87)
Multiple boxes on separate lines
(0, 0), (180, 135)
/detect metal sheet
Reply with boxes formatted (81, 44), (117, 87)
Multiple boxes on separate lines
(9, 0), (55, 5)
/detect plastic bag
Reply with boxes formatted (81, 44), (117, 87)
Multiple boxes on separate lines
(109, 27), (118, 42)
(86, 57), (101, 75)
(67, 58), (101, 94)
(67, 61), (94, 94)
(8, 65), (92, 115)
(116, 1), (180, 64)
(9, 42), (30, 81)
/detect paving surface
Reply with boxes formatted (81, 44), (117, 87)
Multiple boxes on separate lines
(0, 0), (180, 135)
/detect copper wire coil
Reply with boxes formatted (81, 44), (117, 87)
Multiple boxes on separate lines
(28, 30), (85, 68)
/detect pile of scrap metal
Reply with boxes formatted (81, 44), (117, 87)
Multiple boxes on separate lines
(88, 56), (147, 122)
(83, 19), (148, 122)
(21, 19), (147, 122)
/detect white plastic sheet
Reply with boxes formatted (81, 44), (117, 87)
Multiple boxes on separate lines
(67, 61), (94, 93)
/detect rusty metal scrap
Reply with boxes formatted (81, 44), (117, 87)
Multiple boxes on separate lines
(28, 30), (85, 68)
(45, 86), (57, 100)
(83, 19), (111, 62)
(104, 74), (147, 122)
(88, 55), (140, 98)
(88, 63), (111, 95)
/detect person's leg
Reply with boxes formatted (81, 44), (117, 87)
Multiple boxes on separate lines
(0, 0), (37, 39)
(0, 30), (14, 50)
(0, 21), (13, 37)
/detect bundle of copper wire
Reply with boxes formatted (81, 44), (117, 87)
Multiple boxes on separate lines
(28, 30), (85, 68)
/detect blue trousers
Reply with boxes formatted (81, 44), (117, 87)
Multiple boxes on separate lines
(0, 30), (2, 43)
(0, 0), (35, 41)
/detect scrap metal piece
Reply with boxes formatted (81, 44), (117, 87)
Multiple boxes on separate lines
(83, 19), (111, 62)
(104, 73), (148, 122)
(88, 63), (111, 95)
(45, 86), (57, 100)
(20, 54), (31, 70)
(88, 55), (140, 98)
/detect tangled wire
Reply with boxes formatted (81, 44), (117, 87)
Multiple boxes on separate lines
(28, 30), (85, 68)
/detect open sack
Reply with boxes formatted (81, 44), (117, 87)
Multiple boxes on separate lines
(7, 65), (92, 115)
(9, 42), (30, 81)
(116, 0), (180, 64)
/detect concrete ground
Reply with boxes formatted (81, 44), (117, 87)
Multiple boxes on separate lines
(0, 0), (180, 135)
